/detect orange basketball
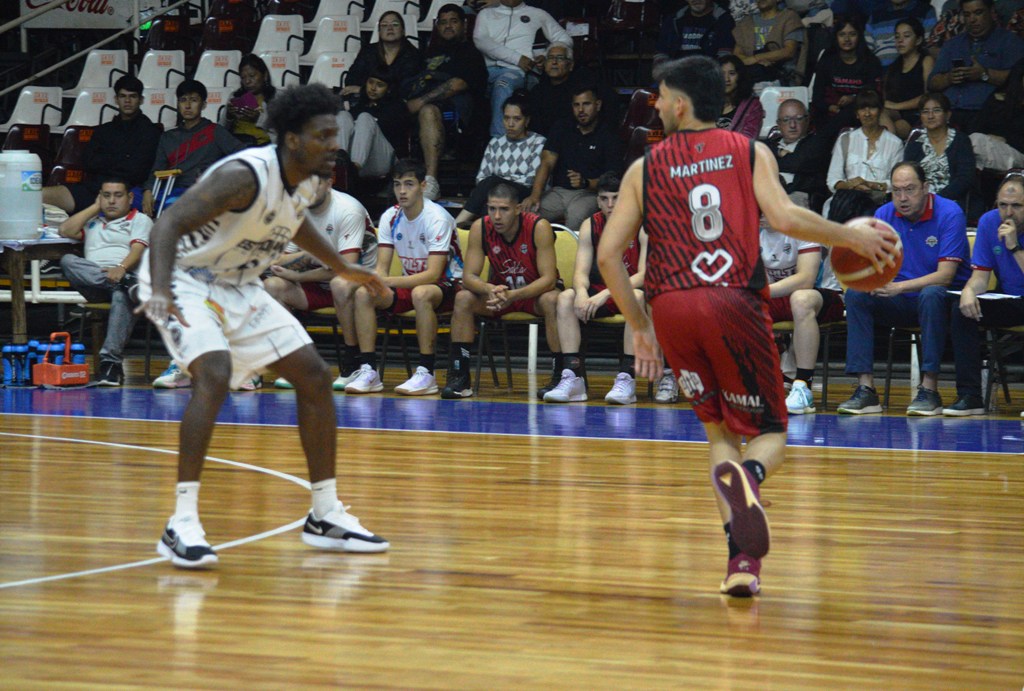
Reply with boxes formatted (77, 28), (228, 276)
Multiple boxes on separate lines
(830, 217), (903, 291)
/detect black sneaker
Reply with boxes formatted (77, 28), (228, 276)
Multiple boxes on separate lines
(906, 386), (942, 416)
(836, 384), (882, 415)
(119, 272), (139, 302)
(943, 395), (986, 417)
(441, 369), (473, 399)
(157, 515), (218, 569)
(96, 361), (124, 387)
(536, 368), (561, 400)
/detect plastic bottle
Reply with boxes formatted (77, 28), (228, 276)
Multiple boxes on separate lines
(1, 345), (13, 385)
(11, 344), (28, 385)
(71, 342), (86, 365)
(25, 339), (39, 376)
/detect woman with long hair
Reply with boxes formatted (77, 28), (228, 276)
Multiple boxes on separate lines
(882, 18), (934, 139)
(903, 92), (977, 212)
(223, 54), (276, 146)
(811, 15), (882, 143)
(717, 54), (764, 139)
(342, 11), (424, 98)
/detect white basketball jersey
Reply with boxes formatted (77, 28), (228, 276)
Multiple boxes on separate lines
(174, 145), (321, 285)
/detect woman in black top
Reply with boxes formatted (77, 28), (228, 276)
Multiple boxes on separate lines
(342, 11), (424, 99)
(882, 18), (934, 140)
(811, 15), (883, 145)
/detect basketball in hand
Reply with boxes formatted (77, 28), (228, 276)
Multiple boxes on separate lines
(831, 217), (903, 291)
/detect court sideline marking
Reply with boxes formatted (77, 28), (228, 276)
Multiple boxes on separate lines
(0, 431), (309, 590)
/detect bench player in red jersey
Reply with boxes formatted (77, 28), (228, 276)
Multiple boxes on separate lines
(597, 56), (897, 597)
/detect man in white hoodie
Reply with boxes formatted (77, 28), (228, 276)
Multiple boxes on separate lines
(473, 0), (570, 137)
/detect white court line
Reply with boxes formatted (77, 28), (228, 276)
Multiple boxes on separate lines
(0, 431), (311, 590)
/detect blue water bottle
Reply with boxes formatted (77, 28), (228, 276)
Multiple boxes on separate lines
(71, 342), (86, 365)
(12, 344), (28, 385)
(50, 343), (63, 366)
(25, 339), (39, 375)
(1, 345), (13, 385)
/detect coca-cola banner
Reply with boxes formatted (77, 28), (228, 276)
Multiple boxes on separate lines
(20, 0), (133, 29)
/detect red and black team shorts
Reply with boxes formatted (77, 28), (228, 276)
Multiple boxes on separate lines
(386, 280), (460, 314)
(766, 287), (845, 323)
(651, 287), (787, 437)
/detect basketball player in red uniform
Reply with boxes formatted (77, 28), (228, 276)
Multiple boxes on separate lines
(597, 56), (897, 596)
(442, 182), (562, 399)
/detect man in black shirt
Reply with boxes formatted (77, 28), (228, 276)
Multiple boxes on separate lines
(653, 0), (737, 66)
(406, 3), (488, 199)
(524, 85), (624, 232)
(43, 75), (161, 214)
(767, 99), (830, 211)
(527, 42), (614, 137)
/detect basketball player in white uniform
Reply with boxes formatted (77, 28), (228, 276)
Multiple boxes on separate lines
(137, 84), (390, 569)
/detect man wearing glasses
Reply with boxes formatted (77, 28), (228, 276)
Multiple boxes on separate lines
(768, 99), (829, 211)
(837, 160), (971, 415)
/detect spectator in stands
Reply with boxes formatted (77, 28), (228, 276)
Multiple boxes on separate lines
(811, 15), (883, 143)
(824, 88), (904, 220)
(141, 80), (243, 218)
(864, 0), (937, 67)
(944, 173), (1024, 415)
(223, 54), (276, 146)
(527, 42), (610, 138)
(732, 0), (805, 85)
(758, 218), (845, 414)
(928, 0), (1024, 131)
(405, 4), (488, 201)
(472, 0), (570, 137)
(769, 99), (830, 210)
(455, 94), (545, 228)
(345, 159), (463, 396)
(524, 85), (623, 232)
(544, 173), (648, 405)
(882, 17), (934, 139)
(342, 11), (425, 100)
(903, 92), (978, 213)
(653, 0), (737, 66)
(336, 67), (412, 180)
(43, 76), (160, 214)
(837, 160), (971, 415)
(262, 178), (378, 390)
(58, 177), (153, 386)
(717, 55), (764, 139)
(969, 59), (1024, 172)
(441, 182), (562, 400)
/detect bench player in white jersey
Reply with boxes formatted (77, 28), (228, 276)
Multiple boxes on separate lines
(136, 84), (391, 569)
(345, 159), (463, 396)
(759, 221), (845, 414)
(263, 176), (379, 390)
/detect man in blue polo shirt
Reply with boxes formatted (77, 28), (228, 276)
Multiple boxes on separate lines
(928, 0), (1024, 131)
(944, 174), (1024, 415)
(838, 161), (971, 415)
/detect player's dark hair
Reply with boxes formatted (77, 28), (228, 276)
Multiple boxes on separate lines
(392, 158), (426, 182)
(98, 176), (130, 190)
(960, 0), (992, 9)
(655, 56), (725, 123)
(571, 84), (599, 101)
(176, 79), (207, 101)
(437, 3), (465, 21)
(488, 181), (522, 204)
(597, 172), (621, 194)
(919, 91), (951, 112)
(234, 54), (276, 101)
(114, 75), (144, 96)
(891, 160), (926, 184)
(266, 83), (341, 137)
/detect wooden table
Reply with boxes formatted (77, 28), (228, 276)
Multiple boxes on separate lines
(0, 237), (77, 345)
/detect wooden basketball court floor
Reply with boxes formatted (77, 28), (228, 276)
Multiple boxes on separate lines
(2, 371), (1023, 688)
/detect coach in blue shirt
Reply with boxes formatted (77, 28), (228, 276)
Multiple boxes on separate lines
(944, 174), (1024, 415)
(927, 0), (1024, 131)
(838, 161), (971, 416)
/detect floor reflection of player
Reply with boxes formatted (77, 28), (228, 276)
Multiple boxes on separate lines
(597, 56), (896, 596)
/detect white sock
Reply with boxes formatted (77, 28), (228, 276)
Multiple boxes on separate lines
(311, 478), (338, 519)
(174, 481), (200, 518)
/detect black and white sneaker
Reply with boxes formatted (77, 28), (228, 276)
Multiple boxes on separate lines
(301, 502), (389, 553)
(96, 361), (124, 386)
(157, 514), (218, 569)
(440, 370), (473, 399)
